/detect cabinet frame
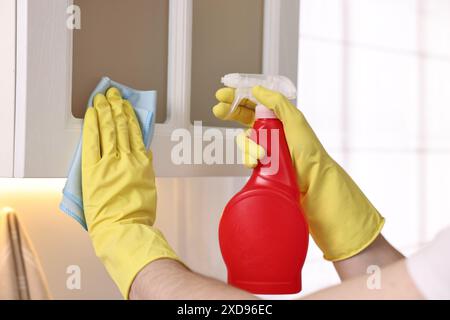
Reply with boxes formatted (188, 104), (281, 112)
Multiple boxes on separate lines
(0, 0), (16, 177)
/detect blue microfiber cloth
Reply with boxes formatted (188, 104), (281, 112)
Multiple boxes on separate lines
(59, 77), (157, 230)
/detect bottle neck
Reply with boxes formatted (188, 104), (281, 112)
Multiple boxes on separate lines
(255, 104), (276, 120)
(249, 118), (299, 197)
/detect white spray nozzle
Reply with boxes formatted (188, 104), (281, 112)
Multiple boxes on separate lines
(221, 73), (297, 118)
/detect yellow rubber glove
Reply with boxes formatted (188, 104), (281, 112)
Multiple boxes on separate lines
(213, 86), (385, 261)
(82, 87), (180, 298)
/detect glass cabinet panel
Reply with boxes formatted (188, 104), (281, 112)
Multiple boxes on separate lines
(71, 0), (169, 123)
(190, 0), (264, 128)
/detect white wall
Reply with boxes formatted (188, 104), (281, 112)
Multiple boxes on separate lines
(299, 0), (450, 264)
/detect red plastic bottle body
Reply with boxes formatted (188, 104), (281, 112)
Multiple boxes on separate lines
(219, 118), (309, 294)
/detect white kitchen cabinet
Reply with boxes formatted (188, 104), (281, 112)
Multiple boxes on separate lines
(2, 0), (299, 178)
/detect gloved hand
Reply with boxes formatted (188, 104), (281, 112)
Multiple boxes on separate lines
(82, 87), (180, 298)
(213, 86), (385, 261)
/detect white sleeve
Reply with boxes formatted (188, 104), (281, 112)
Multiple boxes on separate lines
(405, 226), (450, 300)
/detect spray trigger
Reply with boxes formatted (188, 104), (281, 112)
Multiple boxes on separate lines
(221, 73), (297, 119)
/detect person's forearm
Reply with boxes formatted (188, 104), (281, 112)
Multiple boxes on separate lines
(304, 259), (423, 300)
(130, 259), (258, 300)
(333, 234), (404, 281)
(129, 234), (404, 299)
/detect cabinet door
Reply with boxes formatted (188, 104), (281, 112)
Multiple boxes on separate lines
(0, 0), (17, 177)
(15, 0), (81, 178)
(16, 0), (299, 177)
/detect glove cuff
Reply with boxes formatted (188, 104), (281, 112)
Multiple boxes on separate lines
(304, 163), (386, 262)
(323, 217), (385, 262)
(92, 225), (182, 299)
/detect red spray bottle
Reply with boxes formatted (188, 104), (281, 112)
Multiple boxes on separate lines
(219, 74), (309, 295)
